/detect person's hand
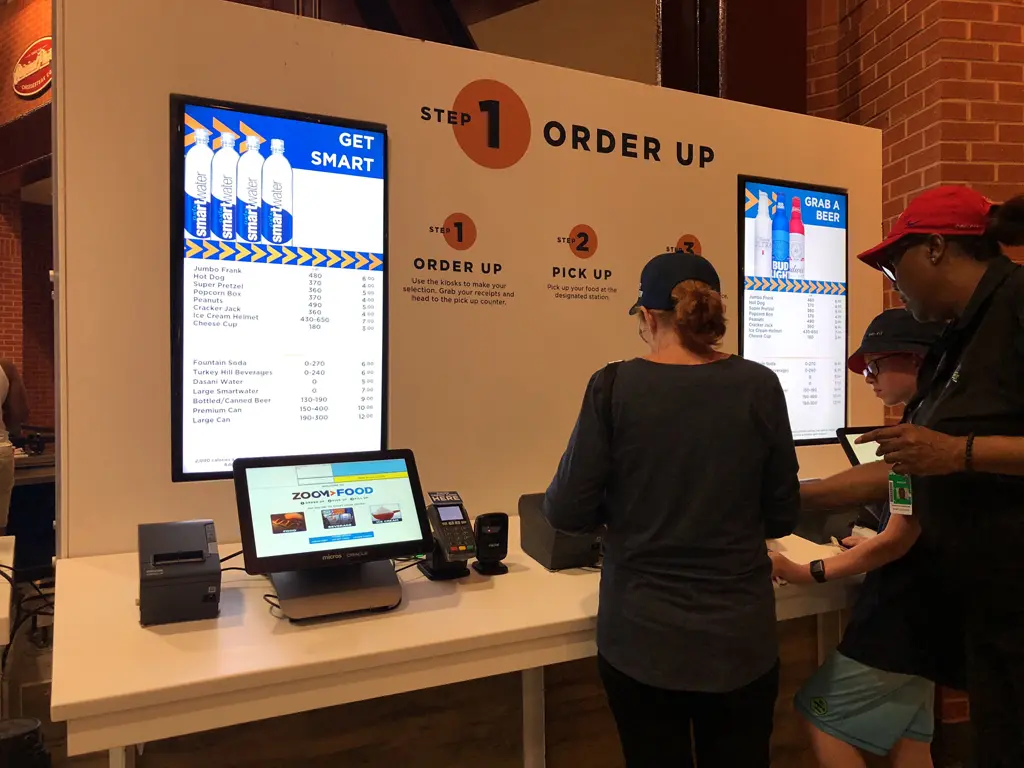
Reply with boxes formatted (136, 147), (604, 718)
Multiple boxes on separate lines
(858, 424), (966, 476)
(841, 536), (865, 549)
(768, 551), (811, 584)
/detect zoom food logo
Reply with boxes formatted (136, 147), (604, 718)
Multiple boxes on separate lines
(291, 487), (374, 500)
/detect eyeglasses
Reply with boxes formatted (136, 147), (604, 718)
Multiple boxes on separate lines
(879, 251), (904, 286)
(863, 354), (898, 378)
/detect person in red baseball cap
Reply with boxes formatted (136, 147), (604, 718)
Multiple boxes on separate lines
(854, 186), (1024, 766)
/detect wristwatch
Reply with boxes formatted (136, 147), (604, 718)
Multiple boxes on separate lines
(810, 559), (827, 584)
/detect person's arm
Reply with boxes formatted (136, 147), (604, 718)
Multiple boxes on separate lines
(969, 437), (1024, 475)
(0, 359), (28, 437)
(859, 425), (1024, 477)
(543, 371), (611, 534)
(800, 460), (891, 511)
(760, 373), (801, 539)
(771, 513), (920, 584)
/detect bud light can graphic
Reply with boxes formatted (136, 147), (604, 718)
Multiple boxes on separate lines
(211, 132), (239, 241)
(772, 198), (790, 279)
(184, 128), (213, 239)
(261, 138), (293, 245)
(236, 136), (264, 243)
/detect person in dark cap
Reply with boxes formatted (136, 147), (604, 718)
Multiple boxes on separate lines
(771, 308), (947, 768)
(853, 186), (1024, 766)
(848, 309), (948, 408)
(544, 250), (800, 767)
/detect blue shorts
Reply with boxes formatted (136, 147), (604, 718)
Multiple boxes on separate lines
(795, 651), (934, 757)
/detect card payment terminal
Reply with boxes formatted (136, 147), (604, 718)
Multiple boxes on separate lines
(418, 491), (476, 580)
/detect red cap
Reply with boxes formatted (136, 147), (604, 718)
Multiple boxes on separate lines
(857, 186), (996, 269)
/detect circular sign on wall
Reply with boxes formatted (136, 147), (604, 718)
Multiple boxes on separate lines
(452, 80), (531, 169)
(442, 213), (477, 251)
(675, 234), (703, 256)
(12, 36), (53, 100)
(568, 225), (598, 259)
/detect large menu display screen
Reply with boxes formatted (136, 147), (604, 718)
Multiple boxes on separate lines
(171, 97), (387, 481)
(738, 177), (848, 444)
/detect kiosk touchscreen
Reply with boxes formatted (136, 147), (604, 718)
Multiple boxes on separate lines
(233, 449), (432, 620)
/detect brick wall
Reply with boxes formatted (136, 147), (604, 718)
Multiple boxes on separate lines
(0, 196), (53, 428)
(0, 194), (24, 369)
(21, 203), (53, 427)
(805, 0), (1024, 726)
(809, 0), (1024, 303)
(0, 0), (51, 127)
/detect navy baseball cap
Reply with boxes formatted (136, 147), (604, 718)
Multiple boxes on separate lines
(847, 308), (946, 374)
(628, 251), (721, 315)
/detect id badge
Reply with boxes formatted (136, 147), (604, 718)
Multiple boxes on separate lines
(888, 472), (913, 516)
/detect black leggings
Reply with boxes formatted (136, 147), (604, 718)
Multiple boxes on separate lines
(598, 654), (780, 768)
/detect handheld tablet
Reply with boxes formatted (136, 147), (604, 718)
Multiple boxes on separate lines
(836, 426), (885, 467)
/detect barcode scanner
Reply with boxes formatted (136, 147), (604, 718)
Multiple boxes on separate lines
(472, 513), (509, 576)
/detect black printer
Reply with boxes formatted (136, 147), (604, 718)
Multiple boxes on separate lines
(138, 520), (221, 626)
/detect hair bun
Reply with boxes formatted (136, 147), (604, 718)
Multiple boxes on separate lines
(671, 280), (726, 351)
(987, 195), (1024, 247)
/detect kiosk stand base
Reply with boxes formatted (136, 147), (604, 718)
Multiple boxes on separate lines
(472, 560), (509, 576)
(270, 560), (402, 621)
(417, 544), (470, 581)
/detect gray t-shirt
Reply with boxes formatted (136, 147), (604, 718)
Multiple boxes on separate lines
(544, 356), (800, 693)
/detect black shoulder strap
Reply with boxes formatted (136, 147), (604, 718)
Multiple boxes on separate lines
(599, 361), (621, 440)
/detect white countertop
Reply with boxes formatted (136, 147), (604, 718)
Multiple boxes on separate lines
(51, 521), (852, 753)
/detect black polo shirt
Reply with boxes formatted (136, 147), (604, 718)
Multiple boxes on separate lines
(837, 501), (951, 682)
(905, 255), (1024, 608)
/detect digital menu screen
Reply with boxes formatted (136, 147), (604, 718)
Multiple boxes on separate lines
(171, 97), (388, 480)
(738, 177), (848, 444)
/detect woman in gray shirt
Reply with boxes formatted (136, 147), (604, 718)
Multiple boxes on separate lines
(544, 251), (800, 767)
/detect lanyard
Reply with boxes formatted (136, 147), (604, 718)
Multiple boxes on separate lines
(907, 267), (1017, 427)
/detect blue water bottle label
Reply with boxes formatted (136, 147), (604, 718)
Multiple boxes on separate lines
(212, 197), (234, 241)
(184, 192), (209, 239)
(237, 200), (261, 243)
(262, 202), (293, 245)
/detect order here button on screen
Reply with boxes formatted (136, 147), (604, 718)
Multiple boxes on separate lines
(309, 532), (375, 545)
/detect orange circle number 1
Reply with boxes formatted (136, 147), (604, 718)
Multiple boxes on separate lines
(452, 80), (531, 169)
(443, 213), (477, 251)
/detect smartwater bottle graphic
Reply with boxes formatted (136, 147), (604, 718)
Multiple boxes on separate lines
(789, 196), (806, 279)
(184, 128), (213, 239)
(236, 136), (264, 243)
(754, 191), (773, 277)
(211, 132), (239, 241)
(772, 198), (790, 279)
(261, 139), (293, 246)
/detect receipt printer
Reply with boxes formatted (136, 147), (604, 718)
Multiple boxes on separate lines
(138, 520), (221, 627)
(518, 493), (602, 570)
